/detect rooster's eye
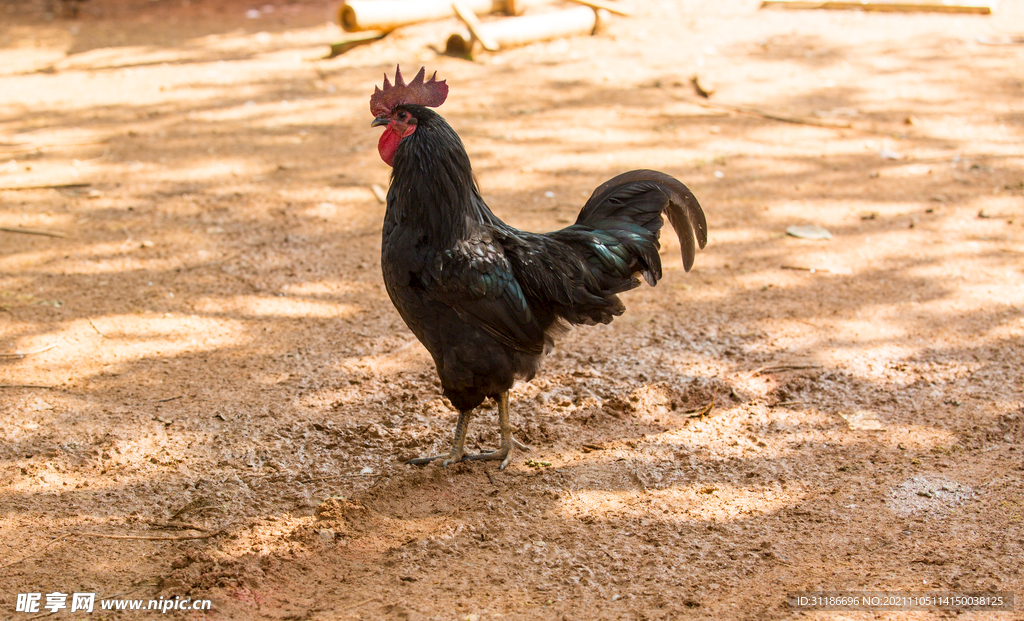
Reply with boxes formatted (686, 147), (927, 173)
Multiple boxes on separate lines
(396, 111), (408, 121)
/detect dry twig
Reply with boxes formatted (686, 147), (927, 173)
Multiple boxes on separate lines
(87, 317), (108, 338)
(145, 521), (211, 532)
(0, 339), (62, 359)
(0, 226), (67, 238)
(0, 182), (91, 191)
(77, 530), (224, 541)
(781, 265), (831, 273)
(567, 0), (632, 15)
(369, 183), (387, 204)
(0, 533), (74, 570)
(659, 86), (851, 128)
(453, 1), (499, 51)
(750, 364), (822, 377)
(762, 0), (992, 14)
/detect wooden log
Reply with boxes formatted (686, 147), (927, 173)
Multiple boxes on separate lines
(339, 0), (504, 32)
(453, 1), (500, 51)
(326, 30), (388, 57)
(445, 6), (606, 55)
(761, 0), (992, 14)
(566, 0), (631, 16)
(975, 34), (1024, 45)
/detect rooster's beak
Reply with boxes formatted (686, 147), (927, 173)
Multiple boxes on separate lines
(371, 116), (389, 128)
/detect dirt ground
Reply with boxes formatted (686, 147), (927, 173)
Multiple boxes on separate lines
(1, 0), (1023, 619)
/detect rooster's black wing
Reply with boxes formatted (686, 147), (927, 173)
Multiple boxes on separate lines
(420, 232), (546, 355)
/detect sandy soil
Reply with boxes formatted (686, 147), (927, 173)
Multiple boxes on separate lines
(1, 0), (1023, 619)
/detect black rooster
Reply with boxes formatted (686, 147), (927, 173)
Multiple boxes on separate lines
(370, 67), (706, 469)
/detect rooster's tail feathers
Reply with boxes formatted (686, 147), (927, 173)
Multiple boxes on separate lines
(577, 169), (708, 273)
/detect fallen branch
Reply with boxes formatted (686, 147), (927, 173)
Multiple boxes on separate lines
(145, 521), (211, 532)
(781, 265), (831, 273)
(659, 86), (851, 128)
(0, 533), (74, 570)
(0, 226), (67, 238)
(567, 0), (631, 15)
(77, 530), (224, 541)
(0, 384), (57, 389)
(0, 183), (91, 191)
(0, 339), (62, 359)
(453, 1), (500, 51)
(130, 395), (184, 407)
(761, 0), (992, 14)
(750, 364), (822, 377)
(701, 99), (851, 128)
(339, 0), (507, 32)
(87, 317), (108, 338)
(326, 30), (388, 57)
(447, 5), (601, 55)
(370, 183), (387, 204)
(593, 543), (617, 562)
(976, 35), (1024, 45)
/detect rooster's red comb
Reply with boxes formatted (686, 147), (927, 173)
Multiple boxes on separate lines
(370, 66), (449, 117)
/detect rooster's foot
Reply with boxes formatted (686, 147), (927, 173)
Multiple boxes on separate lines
(464, 437), (530, 470)
(405, 449), (468, 467)
(406, 410), (472, 467)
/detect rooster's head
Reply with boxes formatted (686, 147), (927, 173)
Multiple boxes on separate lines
(370, 66), (448, 166)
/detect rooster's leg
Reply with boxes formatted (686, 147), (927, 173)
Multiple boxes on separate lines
(464, 391), (529, 469)
(405, 410), (472, 467)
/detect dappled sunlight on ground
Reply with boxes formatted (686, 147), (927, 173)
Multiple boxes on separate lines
(0, 0), (1022, 618)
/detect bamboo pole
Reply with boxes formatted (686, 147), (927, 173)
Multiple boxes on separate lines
(446, 6), (607, 54)
(453, 1), (500, 51)
(761, 0), (992, 14)
(327, 30), (388, 57)
(339, 0), (505, 32)
(566, 0), (631, 16)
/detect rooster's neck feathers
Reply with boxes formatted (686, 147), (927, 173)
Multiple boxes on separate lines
(386, 106), (498, 241)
